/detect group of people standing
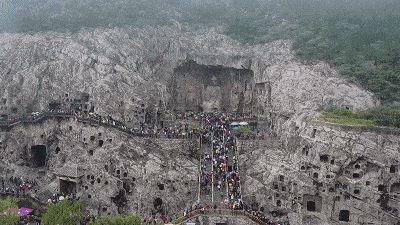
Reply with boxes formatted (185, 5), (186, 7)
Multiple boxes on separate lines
(200, 113), (243, 210)
(0, 176), (37, 196)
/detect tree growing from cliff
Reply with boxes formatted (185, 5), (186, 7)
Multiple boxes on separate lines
(41, 200), (84, 225)
(88, 214), (141, 225)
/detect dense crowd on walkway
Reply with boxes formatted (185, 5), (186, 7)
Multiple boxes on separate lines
(200, 113), (243, 210)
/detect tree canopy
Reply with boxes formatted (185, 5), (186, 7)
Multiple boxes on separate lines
(41, 200), (84, 225)
(0, 197), (19, 225)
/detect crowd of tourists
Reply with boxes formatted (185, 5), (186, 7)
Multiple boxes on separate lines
(0, 176), (38, 196)
(46, 192), (80, 205)
(200, 113), (243, 210)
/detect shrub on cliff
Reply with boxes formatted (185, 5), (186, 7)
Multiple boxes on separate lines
(41, 200), (84, 225)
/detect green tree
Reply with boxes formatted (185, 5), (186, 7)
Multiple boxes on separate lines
(0, 197), (19, 225)
(41, 200), (84, 225)
(88, 214), (141, 225)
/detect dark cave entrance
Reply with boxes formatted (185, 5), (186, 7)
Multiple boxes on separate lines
(112, 189), (128, 214)
(339, 210), (350, 222)
(306, 201), (316, 211)
(30, 145), (47, 168)
(153, 197), (163, 211)
(168, 60), (255, 113)
(59, 178), (77, 194)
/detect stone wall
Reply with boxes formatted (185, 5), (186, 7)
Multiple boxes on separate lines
(238, 119), (400, 225)
(0, 118), (199, 217)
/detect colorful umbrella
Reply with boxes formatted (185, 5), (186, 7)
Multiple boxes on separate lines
(18, 208), (33, 217)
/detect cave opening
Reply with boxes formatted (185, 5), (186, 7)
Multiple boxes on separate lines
(112, 190), (127, 213)
(59, 179), (77, 194)
(339, 210), (350, 222)
(391, 183), (400, 193)
(168, 60), (255, 113)
(306, 201), (316, 211)
(30, 145), (47, 168)
(153, 197), (163, 210)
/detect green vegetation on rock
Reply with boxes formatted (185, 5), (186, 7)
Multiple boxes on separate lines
(41, 200), (84, 225)
(0, 197), (19, 225)
(322, 107), (400, 128)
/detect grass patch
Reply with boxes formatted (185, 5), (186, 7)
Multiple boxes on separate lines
(321, 107), (377, 126)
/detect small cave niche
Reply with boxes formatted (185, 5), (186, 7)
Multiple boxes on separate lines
(339, 210), (350, 222)
(123, 181), (131, 194)
(354, 189), (360, 195)
(390, 183), (400, 193)
(98, 140), (104, 147)
(354, 164), (361, 169)
(330, 159), (335, 165)
(306, 201), (316, 212)
(123, 172), (128, 178)
(378, 185), (386, 192)
(98, 132), (102, 136)
(97, 178), (101, 184)
(319, 154), (329, 162)
(303, 195), (322, 212)
(300, 166), (306, 171)
(59, 179), (77, 194)
(311, 128), (317, 138)
(86, 175), (90, 180)
(276, 200), (281, 207)
(104, 165), (109, 172)
(112, 190), (128, 212)
(279, 175), (284, 182)
(366, 181), (371, 186)
(108, 139), (112, 143)
(90, 136), (95, 141)
(102, 207), (107, 212)
(88, 194), (92, 199)
(88, 150), (94, 156)
(390, 165), (397, 173)
(69, 126), (72, 131)
(55, 147), (60, 154)
(153, 198), (163, 210)
(352, 173), (361, 179)
(30, 145), (47, 168)
(260, 207), (265, 212)
(313, 172), (319, 179)
(116, 170), (121, 175)
(158, 183), (165, 190)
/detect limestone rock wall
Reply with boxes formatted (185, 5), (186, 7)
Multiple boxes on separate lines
(0, 118), (199, 217)
(0, 26), (377, 122)
(238, 121), (400, 225)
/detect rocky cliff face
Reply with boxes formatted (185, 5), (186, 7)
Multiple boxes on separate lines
(0, 118), (199, 216)
(0, 25), (390, 225)
(238, 121), (400, 225)
(0, 26), (378, 121)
